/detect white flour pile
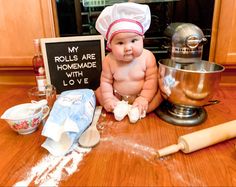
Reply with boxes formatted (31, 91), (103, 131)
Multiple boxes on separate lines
(14, 145), (91, 187)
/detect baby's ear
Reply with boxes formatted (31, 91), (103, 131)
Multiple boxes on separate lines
(142, 35), (145, 39)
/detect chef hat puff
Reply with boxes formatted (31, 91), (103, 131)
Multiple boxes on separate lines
(95, 2), (151, 50)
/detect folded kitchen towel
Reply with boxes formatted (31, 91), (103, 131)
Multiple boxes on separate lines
(41, 89), (96, 156)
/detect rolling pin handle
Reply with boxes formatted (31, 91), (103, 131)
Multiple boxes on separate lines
(157, 142), (185, 157)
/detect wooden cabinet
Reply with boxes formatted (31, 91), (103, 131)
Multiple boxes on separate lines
(210, 0), (236, 86)
(0, 0), (58, 85)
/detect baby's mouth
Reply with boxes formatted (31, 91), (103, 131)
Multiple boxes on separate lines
(124, 53), (133, 56)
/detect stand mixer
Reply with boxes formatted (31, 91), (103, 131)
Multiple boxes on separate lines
(155, 23), (225, 126)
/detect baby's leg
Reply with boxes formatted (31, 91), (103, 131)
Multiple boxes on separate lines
(147, 89), (163, 113)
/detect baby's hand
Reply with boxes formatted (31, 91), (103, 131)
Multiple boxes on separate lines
(133, 96), (148, 116)
(103, 99), (118, 112)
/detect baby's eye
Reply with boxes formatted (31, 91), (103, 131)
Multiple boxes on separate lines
(131, 39), (138, 43)
(117, 42), (123, 45)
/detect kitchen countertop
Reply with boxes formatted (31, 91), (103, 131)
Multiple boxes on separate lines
(0, 85), (236, 186)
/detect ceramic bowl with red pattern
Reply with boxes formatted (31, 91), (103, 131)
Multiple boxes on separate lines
(1, 102), (49, 135)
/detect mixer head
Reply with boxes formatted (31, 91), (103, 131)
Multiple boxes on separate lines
(164, 22), (207, 63)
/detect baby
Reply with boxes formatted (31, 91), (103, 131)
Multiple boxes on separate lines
(95, 2), (162, 123)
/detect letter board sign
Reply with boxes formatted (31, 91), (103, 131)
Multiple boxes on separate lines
(40, 35), (105, 94)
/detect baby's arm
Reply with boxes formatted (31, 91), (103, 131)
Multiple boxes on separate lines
(133, 51), (158, 112)
(100, 56), (119, 112)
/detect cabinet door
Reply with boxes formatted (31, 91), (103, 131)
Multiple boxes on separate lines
(214, 0), (236, 66)
(0, 0), (58, 67)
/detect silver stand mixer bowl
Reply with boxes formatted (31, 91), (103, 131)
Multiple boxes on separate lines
(156, 59), (224, 126)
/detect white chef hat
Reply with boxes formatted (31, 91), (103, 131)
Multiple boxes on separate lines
(95, 2), (151, 50)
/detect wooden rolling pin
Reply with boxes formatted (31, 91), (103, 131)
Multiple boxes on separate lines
(157, 120), (236, 157)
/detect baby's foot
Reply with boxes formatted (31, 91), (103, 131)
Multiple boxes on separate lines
(113, 101), (129, 121)
(128, 107), (146, 124)
(128, 106), (140, 124)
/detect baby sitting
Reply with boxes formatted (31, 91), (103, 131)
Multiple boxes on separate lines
(95, 2), (163, 123)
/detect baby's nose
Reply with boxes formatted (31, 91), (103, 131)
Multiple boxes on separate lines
(125, 44), (132, 51)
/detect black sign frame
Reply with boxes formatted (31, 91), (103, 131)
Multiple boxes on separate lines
(40, 35), (105, 94)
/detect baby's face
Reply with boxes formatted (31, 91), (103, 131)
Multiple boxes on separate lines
(110, 32), (144, 62)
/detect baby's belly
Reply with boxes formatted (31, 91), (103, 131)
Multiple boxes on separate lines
(113, 81), (144, 96)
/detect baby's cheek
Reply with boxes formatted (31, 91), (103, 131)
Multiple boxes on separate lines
(133, 49), (143, 57)
(112, 47), (123, 59)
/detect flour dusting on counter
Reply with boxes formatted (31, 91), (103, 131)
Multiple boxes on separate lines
(13, 145), (90, 187)
(100, 136), (158, 164)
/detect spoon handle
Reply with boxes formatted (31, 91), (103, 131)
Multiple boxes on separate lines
(91, 106), (103, 128)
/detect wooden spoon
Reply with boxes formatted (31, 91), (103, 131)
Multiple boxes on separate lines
(78, 106), (102, 148)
